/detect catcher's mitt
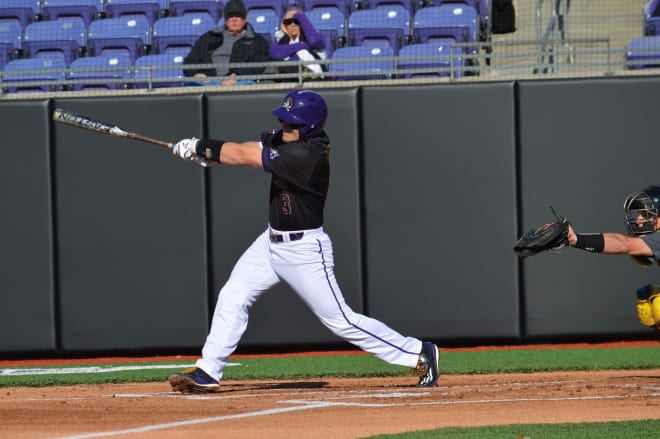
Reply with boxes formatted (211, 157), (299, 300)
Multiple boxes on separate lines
(514, 213), (570, 258)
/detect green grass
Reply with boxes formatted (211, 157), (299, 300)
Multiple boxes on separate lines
(365, 419), (660, 438)
(0, 345), (658, 388)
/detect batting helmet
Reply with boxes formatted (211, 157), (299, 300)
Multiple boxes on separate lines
(272, 89), (328, 139)
(624, 184), (660, 236)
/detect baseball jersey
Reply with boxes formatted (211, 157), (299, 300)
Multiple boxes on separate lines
(260, 129), (330, 231)
(631, 231), (660, 267)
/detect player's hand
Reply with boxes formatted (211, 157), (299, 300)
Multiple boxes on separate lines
(173, 138), (199, 160)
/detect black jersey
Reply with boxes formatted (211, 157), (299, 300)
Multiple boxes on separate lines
(261, 129), (330, 231)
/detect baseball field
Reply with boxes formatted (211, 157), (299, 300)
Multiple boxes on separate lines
(1, 340), (659, 438)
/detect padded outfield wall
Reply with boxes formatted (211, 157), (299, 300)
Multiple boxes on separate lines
(0, 77), (658, 356)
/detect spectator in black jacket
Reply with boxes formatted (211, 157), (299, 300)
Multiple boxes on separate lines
(183, 0), (270, 86)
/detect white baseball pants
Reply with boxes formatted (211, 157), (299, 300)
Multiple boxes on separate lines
(196, 226), (423, 381)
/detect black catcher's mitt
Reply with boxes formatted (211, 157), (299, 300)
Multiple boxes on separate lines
(514, 212), (570, 258)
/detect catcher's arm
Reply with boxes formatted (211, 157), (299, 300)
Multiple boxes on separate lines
(568, 225), (653, 256)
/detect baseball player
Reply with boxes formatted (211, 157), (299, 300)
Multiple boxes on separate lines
(167, 89), (440, 393)
(567, 185), (660, 329)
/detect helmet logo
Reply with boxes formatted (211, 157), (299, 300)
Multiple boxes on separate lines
(282, 97), (293, 112)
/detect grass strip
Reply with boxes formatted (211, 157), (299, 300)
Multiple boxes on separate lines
(0, 346), (658, 388)
(364, 419), (660, 438)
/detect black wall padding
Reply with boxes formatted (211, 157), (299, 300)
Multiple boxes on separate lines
(517, 78), (660, 339)
(51, 95), (210, 351)
(0, 101), (57, 353)
(360, 84), (520, 341)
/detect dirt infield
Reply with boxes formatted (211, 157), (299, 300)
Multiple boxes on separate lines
(2, 369), (660, 439)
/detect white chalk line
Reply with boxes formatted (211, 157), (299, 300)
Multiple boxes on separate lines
(0, 363), (240, 377)
(51, 389), (660, 439)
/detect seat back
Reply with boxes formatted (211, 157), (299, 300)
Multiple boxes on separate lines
(329, 44), (394, 80)
(68, 54), (133, 90)
(22, 19), (85, 66)
(306, 7), (346, 57)
(646, 0), (660, 35)
(41, 0), (103, 28)
(134, 52), (185, 87)
(0, 21), (23, 48)
(168, 0), (224, 22)
(0, 0), (41, 30)
(247, 9), (279, 44)
(243, 0), (287, 17)
(347, 7), (409, 54)
(87, 16), (151, 62)
(302, 0), (350, 21)
(2, 56), (67, 92)
(152, 14), (215, 54)
(367, 0), (415, 14)
(104, 0), (166, 27)
(626, 35), (660, 70)
(412, 5), (478, 52)
(397, 39), (464, 78)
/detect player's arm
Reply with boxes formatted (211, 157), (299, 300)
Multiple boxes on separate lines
(172, 138), (263, 169)
(567, 225), (653, 256)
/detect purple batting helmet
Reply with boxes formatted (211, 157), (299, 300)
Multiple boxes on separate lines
(272, 89), (328, 139)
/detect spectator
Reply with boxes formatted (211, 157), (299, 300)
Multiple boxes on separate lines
(183, 0), (270, 86)
(270, 7), (326, 79)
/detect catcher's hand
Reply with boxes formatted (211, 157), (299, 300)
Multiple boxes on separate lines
(514, 215), (570, 258)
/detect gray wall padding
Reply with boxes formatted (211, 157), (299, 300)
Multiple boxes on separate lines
(517, 78), (660, 338)
(0, 101), (56, 353)
(361, 84), (520, 341)
(1, 76), (659, 356)
(52, 96), (210, 351)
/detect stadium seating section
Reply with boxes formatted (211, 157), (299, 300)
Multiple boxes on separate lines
(0, 0), (496, 92)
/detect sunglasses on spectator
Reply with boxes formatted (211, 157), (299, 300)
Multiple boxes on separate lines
(279, 118), (304, 129)
(283, 18), (300, 25)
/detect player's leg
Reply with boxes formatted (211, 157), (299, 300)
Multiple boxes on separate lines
(169, 230), (280, 393)
(273, 228), (439, 386)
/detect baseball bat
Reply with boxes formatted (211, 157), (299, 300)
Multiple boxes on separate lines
(52, 108), (212, 167)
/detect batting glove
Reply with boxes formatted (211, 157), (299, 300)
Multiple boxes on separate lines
(172, 137), (199, 160)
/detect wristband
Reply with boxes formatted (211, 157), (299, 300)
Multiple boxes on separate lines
(573, 233), (605, 253)
(196, 138), (226, 163)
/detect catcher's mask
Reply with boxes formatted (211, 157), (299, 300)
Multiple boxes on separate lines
(272, 89), (328, 139)
(624, 184), (660, 236)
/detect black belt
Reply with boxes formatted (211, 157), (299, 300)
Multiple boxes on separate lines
(269, 232), (304, 243)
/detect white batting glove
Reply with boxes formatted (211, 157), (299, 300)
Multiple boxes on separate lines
(172, 137), (199, 160)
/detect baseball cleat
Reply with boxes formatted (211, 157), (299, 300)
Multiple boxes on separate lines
(168, 367), (220, 393)
(415, 342), (440, 387)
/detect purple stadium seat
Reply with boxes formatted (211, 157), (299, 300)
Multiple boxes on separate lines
(646, 0), (660, 36)
(0, 0), (41, 30)
(104, 0), (167, 27)
(626, 35), (660, 70)
(22, 19), (85, 66)
(0, 21), (22, 69)
(301, 0), (350, 21)
(347, 7), (410, 55)
(2, 57), (67, 93)
(169, 0), (224, 22)
(306, 7), (345, 57)
(134, 52), (186, 88)
(87, 16), (151, 63)
(329, 44), (394, 80)
(41, 0), (104, 28)
(397, 39), (464, 78)
(248, 8), (279, 44)
(412, 5), (478, 54)
(151, 14), (215, 54)
(68, 54), (133, 90)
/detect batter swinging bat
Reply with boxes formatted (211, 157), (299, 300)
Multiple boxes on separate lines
(52, 108), (212, 167)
